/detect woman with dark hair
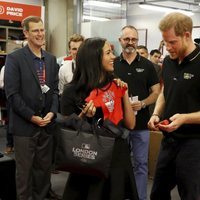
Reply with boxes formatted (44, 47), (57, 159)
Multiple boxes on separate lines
(61, 37), (138, 200)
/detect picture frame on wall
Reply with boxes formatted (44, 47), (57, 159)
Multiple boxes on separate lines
(138, 28), (148, 47)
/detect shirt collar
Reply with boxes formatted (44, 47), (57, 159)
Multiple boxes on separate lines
(187, 44), (200, 62)
(172, 44), (200, 64)
(119, 52), (141, 62)
(27, 45), (45, 60)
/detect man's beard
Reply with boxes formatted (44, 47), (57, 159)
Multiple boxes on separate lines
(124, 46), (136, 54)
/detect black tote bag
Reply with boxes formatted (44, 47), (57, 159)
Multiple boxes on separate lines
(55, 114), (117, 178)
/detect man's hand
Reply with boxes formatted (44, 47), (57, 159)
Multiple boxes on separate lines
(158, 113), (186, 132)
(43, 112), (54, 122)
(131, 100), (143, 111)
(149, 113), (186, 133)
(31, 116), (47, 127)
(114, 78), (128, 89)
(148, 115), (160, 131)
(31, 112), (55, 127)
(156, 119), (170, 132)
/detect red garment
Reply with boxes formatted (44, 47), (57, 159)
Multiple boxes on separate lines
(64, 55), (73, 61)
(85, 82), (126, 125)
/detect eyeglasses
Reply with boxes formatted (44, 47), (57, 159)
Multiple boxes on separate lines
(122, 37), (138, 43)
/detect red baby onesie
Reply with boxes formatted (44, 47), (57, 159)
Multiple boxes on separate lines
(85, 82), (126, 125)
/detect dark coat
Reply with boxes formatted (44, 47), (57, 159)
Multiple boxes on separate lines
(4, 45), (59, 136)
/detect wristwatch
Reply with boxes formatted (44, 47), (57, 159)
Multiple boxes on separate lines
(141, 101), (146, 109)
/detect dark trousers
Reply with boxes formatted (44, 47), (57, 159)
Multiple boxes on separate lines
(6, 101), (13, 147)
(150, 136), (200, 200)
(14, 130), (53, 200)
(6, 128), (13, 147)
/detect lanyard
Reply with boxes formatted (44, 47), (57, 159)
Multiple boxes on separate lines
(38, 60), (46, 85)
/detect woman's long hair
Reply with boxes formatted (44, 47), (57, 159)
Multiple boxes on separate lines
(72, 37), (114, 98)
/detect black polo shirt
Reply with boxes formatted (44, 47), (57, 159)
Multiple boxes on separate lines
(162, 45), (200, 138)
(114, 53), (159, 130)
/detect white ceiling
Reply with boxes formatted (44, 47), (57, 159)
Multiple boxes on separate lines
(83, 0), (200, 20)
(129, 0), (200, 12)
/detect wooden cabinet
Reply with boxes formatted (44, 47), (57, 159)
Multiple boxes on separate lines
(0, 26), (24, 55)
(0, 27), (7, 56)
(0, 26), (24, 125)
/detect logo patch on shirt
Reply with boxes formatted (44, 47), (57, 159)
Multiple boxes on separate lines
(136, 68), (144, 72)
(183, 73), (194, 80)
(103, 90), (115, 113)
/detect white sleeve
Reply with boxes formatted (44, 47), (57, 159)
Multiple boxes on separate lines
(58, 65), (66, 95)
(0, 66), (5, 89)
(58, 61), (74, 95)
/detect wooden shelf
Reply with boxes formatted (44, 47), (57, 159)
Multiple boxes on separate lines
(0, 25), (24, 54)
(0, 25), (23, 124)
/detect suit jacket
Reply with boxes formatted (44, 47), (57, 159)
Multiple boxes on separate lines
(4, 45), (59, 136)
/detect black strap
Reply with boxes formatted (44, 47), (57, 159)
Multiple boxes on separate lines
(72, 62), (75, 73)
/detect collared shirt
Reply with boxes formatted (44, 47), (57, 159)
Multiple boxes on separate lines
(114, 53), (159, 129)
(28, 47), (46, 108)
(162, 45), (200, 138)
(34, 56), (45, 86)
(28, 47), (46, 85)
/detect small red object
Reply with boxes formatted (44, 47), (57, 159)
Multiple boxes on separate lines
(159, 119), (170, 125)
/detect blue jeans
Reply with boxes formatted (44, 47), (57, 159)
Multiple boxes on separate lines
(129, 129), (150, 200)
(151, 137), (200, 200)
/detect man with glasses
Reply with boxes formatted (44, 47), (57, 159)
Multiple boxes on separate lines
(4, 16), (59, 200)
(114, 25), (160, 200)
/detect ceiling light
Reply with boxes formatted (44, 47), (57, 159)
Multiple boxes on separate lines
(84, 1), (121, 8)
(83, 15), (110, 21)
(139, 3), (194, 16)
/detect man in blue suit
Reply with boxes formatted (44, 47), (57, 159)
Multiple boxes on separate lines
(4, 16), (59, 200)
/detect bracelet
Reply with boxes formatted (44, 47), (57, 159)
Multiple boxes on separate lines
(141, 101), (146, 109)
(152, 113), (160, 118)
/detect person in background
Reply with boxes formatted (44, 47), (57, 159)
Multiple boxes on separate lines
(114, 25), (160, 200)
(137, 46), (162, 116)
(0, 65), (6, 128)
(4, 16), (59, 200)
(1, 41), (28, 154)
(137, 46), (162, 82)
(1, 64), (14, 154)
(148, 12), (200, 200)
(149, 49), (162, 66)
(136, 45), (149, 59)
(61, 37), (138, 200)
(0, 48), (19, 154)
(0, 66), (4, 89)
(149, 49), (162, 80)
(148, 49), (163, 115)
(58, 33), (84, 95)
(62, 33), (85, 62)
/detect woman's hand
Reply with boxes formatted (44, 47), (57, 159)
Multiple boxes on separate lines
(79, 100), (96, 118)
